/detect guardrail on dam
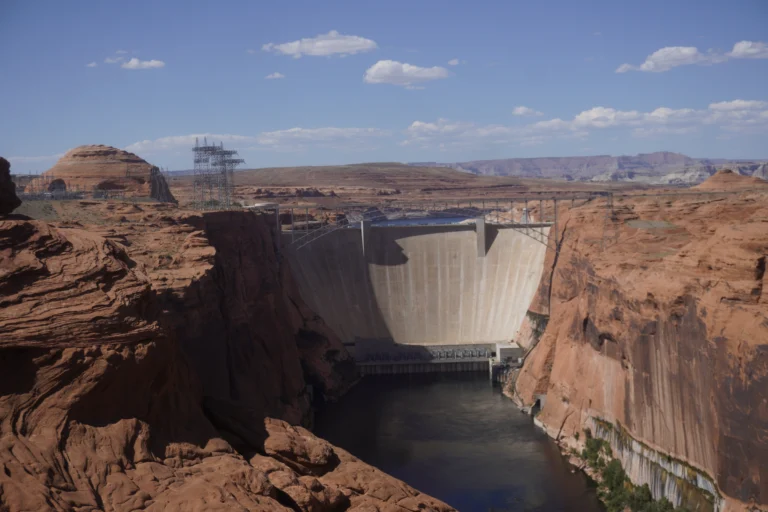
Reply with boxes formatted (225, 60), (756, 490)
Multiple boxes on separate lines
(284, 221), (549, 372)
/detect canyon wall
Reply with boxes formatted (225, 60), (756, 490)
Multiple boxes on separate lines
(0, 208), (453, 511)
(141, 210), (356, 426)
(512, 184), (768, 511)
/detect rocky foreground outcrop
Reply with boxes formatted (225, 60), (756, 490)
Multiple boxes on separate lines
(0, 212), (453, 511)
(30, 145), (176, 203)
(0, 157), (21, 215)
(511, 175), (768, 511)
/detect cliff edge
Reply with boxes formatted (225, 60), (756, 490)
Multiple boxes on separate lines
(511, 184), (768, 511)
(0, 211), (454, 512)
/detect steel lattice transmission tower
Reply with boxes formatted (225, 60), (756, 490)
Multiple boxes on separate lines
(192, 137), (244, 209)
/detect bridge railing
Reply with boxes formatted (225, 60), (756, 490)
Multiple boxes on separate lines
(285, 201), (561, 251)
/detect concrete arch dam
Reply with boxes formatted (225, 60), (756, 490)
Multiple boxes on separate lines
(286, 222), (549, 369)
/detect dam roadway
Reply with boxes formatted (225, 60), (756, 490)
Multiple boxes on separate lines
(284, 220), (549, 368)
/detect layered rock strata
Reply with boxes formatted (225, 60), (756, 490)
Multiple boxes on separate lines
(511, 177), (768, 511)
(0, 211), (453, 511)
(31, 145), (176, 202)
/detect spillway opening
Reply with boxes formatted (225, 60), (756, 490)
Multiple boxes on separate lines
(532, 397), (543, 415)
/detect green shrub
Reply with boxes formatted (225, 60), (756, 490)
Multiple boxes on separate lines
(581, 424), (697, 512)
(605, 485), (630, 512)
(597, 461), (691, 512)
(602, 459), (626, 492)
(583, 436), (607, 467)
(629, 484), (653, 510)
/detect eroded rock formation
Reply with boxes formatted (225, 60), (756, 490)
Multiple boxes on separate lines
(694, 168), (768, 191)
(0, 157), (21, 215)
(0, 211), (453, 511)
(511, 175), (768, 511)
(30, 145), (176, 202)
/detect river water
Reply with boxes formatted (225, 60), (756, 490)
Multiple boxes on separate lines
(314, 373), (604, 512)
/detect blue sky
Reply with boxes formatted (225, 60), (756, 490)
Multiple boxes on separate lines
(2, 0), (767, 172)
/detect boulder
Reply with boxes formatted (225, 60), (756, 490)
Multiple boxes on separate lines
(0, 157), (21, 215)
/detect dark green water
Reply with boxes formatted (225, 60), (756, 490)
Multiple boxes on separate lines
(314, 373), (604, 512)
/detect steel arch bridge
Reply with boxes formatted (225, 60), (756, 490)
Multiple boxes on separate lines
(248, 193), (614, 253)
(290, 203), (552, 249)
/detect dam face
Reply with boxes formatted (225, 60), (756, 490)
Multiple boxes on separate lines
(286, 223), (548, 356)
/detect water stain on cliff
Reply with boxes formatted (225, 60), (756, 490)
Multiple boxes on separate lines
(714, 338), (768, 504)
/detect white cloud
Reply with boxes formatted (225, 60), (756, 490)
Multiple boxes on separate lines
(104, 56), (124, 64)
(402, 99), (768, 147)
(116, 50), (128, 54)
(644, 107), (699, 123)
(616, 46), (708, 73)
(262, 30), (377, 58)
(406, 119), (477, 138)
(257, 127), (387, 150)
(265, 72), (285, 80)
(705, 100), (768, 133)
(632, 126), (699, 137)
(125, 127), (388, 155)
(448, 58), (459, 66)
(126, 134), (258, 153)
(512, 106), (543, 117)
(708, 99), (767, 111)
(572, 107), (643, 127)
(121, 58), (165, 70)
(247, 49), (257, 54)
(728, 41), (768, 59)
(593, 31), (602, 36)
(615, 63), (633, 73)
(617, 40), (767, 72)
(363, 60), (449, 87)
(403, 118), (514, 148)
(530, 118), (571, 131)
(85, 62), (97, 67)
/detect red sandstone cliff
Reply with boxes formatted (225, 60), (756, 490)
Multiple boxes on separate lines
(0, 211), (453, 511)
(512, 178), (768, 511)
